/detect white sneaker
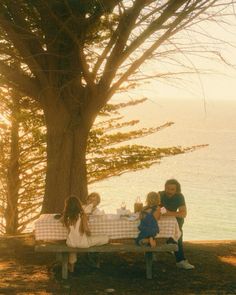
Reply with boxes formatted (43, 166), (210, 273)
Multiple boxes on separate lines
(176, 260), (195, 270)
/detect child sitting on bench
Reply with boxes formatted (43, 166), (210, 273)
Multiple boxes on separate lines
(62, 195), (109, 272)
(136, 191), (161, 248)
(83, 192), (104, 215)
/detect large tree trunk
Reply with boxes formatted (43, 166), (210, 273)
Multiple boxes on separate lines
(5, 91), (20, 234)
(41, 98), (91, 213)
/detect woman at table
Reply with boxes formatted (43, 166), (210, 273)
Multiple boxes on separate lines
(159, 178), (195, 270)
(62, 195), (109, 272)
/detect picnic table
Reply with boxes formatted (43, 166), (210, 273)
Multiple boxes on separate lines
(34, 213), (181, 241)
(34, 214), (180, 279)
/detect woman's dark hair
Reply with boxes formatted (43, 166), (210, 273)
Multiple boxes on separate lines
(165, 179), (181, 193)
(62, 195), (83, 229)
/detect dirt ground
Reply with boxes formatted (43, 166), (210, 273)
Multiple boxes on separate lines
(0, 235), (235, 295)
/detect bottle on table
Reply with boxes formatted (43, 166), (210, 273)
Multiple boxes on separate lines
(121, 201), (126, 210)
(134, 197), (143, 213)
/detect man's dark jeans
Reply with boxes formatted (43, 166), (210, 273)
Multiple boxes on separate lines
(166, 231), (185, 262)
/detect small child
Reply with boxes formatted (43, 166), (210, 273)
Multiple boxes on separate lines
(62, 195), (109, 272)
(84, 192), (102, 215)
(54, 192), (102, 221)
(136, 192), (161, 248)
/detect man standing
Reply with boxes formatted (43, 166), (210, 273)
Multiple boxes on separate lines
(160, 179), (195, 270)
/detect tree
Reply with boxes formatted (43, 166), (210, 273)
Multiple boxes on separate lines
(1, 87), (206, 234)
(0, 1), (234, 213)
(0, 88), (207, 233)
(0, 87), (46, 234)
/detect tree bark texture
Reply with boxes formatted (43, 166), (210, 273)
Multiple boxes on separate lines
(41, 95), (92, 213)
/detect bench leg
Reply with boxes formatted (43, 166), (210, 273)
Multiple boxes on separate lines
(61, 252), (68, 280)
(145, 252), (153, 279)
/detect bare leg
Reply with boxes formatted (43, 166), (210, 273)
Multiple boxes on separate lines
(149, 237), (157, 248)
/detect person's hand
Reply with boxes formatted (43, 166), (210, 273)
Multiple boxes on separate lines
(160, 207), (167, 215)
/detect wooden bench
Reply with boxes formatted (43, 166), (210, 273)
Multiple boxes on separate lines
(35, 240), (178, 280)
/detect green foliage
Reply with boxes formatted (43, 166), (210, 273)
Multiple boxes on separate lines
(100, 98), (147, 115)
(0, 90), (46, 233)
(87, 143), (208, 183)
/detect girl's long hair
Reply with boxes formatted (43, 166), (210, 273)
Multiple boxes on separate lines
(62, 195), (85, 233)
(146, 191), (160, 208)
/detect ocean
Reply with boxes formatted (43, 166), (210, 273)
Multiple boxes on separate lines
(89, 98), (236, 241)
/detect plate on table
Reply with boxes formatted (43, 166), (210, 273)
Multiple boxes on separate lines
(106, 214), (121, 220)
(120, 213), (139, 221)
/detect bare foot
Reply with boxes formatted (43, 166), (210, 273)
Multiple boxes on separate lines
(149, 237), (157, 248)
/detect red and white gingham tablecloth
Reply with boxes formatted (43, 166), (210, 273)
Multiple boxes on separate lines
(34, 214), (181, 242)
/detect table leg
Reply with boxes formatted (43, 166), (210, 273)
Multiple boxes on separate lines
(145, 252), (153, 279)
(61, 252), (68, 279)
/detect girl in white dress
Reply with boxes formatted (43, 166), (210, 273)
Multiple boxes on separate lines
(62, 196), (109, 272)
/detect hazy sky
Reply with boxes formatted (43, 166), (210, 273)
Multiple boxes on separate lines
(117, 13), (236, 103)
(137, 65), (236, 101)
(154, 12), (236, 102)
(148, 53), (236, 101)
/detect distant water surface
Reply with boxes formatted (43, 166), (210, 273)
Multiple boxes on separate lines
(89, 99), (236, 240)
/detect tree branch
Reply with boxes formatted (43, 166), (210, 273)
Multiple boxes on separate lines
(99, 0), (146, 90)
(0, 60), (40, 99)
(0, 6), (48, 87)
(107, 0), (217, 97)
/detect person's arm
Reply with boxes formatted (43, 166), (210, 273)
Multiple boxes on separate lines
(80, 213), (91, 236)
(153, 206), (161, 220)
(83, 203), (93, 214)
(163, 205), (187, 218)
(157, 192), (161, 206)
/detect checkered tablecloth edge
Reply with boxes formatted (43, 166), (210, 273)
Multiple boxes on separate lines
(34, 214), (181, 241)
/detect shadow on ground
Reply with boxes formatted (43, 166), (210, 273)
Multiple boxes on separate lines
(0, 236), (235, 295)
